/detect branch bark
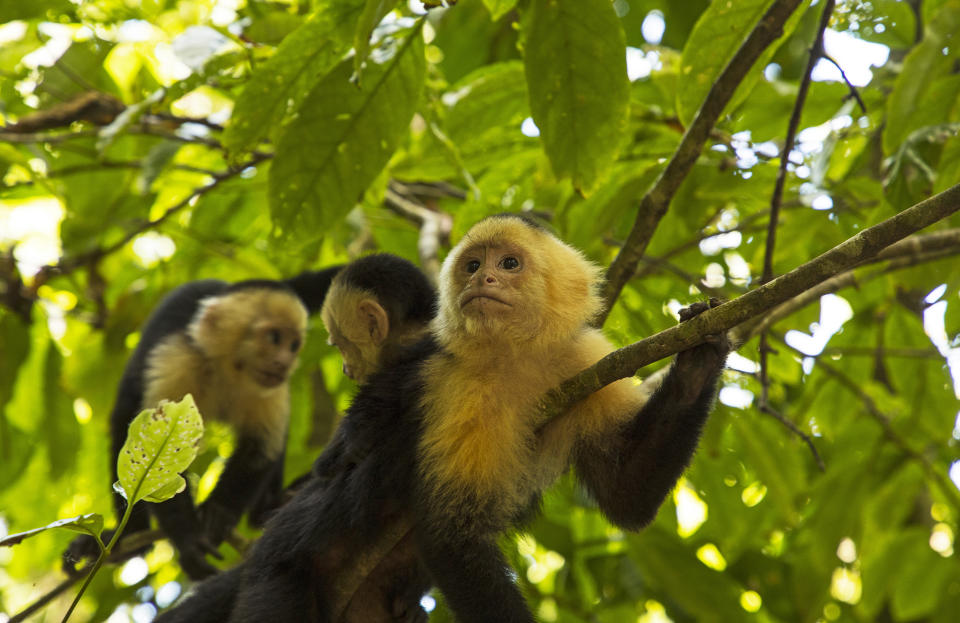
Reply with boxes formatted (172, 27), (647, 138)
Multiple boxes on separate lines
(543, 181), (960, 421)
(599, 0), (805, 322)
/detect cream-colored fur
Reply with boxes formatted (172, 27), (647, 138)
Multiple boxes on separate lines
(144, 288), (307, 457)
(419, 217), (646, 518)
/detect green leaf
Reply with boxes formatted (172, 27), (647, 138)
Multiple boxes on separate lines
(883, 3), (960, 155)
(677, 0), (808, 128)
(116, 394), (204, 506)
(223, 0), (367, 155)
(353, 0), (399, 76)
(268, 21), (425, 238)
(483, 0), (518, 21)
(522, 0), (629, 195)
(0, 513), (103, 547)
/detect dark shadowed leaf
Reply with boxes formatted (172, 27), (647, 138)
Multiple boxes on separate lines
(268, 21), (425, 238)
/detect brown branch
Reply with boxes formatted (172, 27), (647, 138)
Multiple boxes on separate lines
(599, 0), (805, 323)
(544, 181), (960, 421)
(732, 237), (960, 344)
(27, 152), (272, 292)
(8, 529), (165, 623)
(757, 0), (834, 442)
(383, 182), (453, 284)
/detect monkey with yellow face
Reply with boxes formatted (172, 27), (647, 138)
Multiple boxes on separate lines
(163, 215), (728, 622)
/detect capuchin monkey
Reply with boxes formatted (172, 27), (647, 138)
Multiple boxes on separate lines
(163, 214), (728, 622)
(64, 275), (323, 580)
(156, 254), (437, 623)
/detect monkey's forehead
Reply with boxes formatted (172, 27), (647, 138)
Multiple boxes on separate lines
(222, 288), (308, 328)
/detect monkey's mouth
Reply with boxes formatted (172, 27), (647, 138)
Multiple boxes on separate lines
(462, 292), (511, 308)
(255, 368), (288, 387)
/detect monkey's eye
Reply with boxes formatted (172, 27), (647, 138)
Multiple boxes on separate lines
(269, 329), (282, 345)
(465, 260), (481, 274)
(290, 339), (301, 353)
(501, 256), (520, 270)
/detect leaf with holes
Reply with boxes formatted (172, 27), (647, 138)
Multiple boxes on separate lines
(115, 394), (203, 506)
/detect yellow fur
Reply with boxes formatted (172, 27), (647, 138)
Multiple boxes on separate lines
(144, 289), (307, 457)
(419, 216), (645, 518)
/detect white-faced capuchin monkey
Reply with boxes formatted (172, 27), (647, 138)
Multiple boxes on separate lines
(160, 214), (728, 623)
(64, 278), (315, 580)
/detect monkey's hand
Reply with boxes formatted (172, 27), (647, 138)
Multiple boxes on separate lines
(199, 500), (241, 547)
(672, 299), (730, 400)
(171, 530), (223, 580)
(62, 533), (101, 577)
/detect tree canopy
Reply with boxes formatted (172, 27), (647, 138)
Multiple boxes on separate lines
(1, 0), (959, 622)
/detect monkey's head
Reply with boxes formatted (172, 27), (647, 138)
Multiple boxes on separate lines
(435, 214), (603, 350)
(189, 285), (308, 389)
(322, 285), (389, 383)
(320, 254), (436, 383)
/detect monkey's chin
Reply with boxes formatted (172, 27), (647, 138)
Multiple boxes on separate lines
(253, 369), (288, 388)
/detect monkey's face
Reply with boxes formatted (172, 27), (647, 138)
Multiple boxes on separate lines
(325, 313), (383, 383)
(454, 241), (541, 336)
(244, 323), (304, 388)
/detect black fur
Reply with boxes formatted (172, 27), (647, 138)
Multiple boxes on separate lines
(334, 254), (436, 328)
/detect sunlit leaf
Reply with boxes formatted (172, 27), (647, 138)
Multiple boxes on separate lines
(223, 0), (368, 155)
(115, 395), (204, 505)
(0, 513), (103, 547)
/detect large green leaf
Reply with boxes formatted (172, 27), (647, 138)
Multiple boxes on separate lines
(223, 0), (368, 155)
(677, 0), (809, 128)
(522, 0), (629, 195)
(268, 21), (425, 238)
(352, 0), (399, 75)
(115, 394), (204, 505)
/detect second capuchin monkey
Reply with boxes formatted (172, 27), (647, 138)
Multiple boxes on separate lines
(321, 253), (436, 384)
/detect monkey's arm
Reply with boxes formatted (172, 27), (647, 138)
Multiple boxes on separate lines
(574, 304), (729, 530)
(199, 434), (280, 544)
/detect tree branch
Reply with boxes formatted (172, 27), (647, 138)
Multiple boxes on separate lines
(544, 181), (960, 421)
(599, 0), (805, 322)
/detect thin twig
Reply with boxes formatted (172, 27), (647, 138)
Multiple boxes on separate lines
(758, 402), (825, 471)
(599, 0), (805, 322)
(758, 0), (836, 441)
(821, 54), (868, 113)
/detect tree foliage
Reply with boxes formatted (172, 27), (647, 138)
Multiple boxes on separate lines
(1, 0), (959, 622)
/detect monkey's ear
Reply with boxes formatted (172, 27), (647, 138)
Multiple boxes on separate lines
(358, 299), (389, 345)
